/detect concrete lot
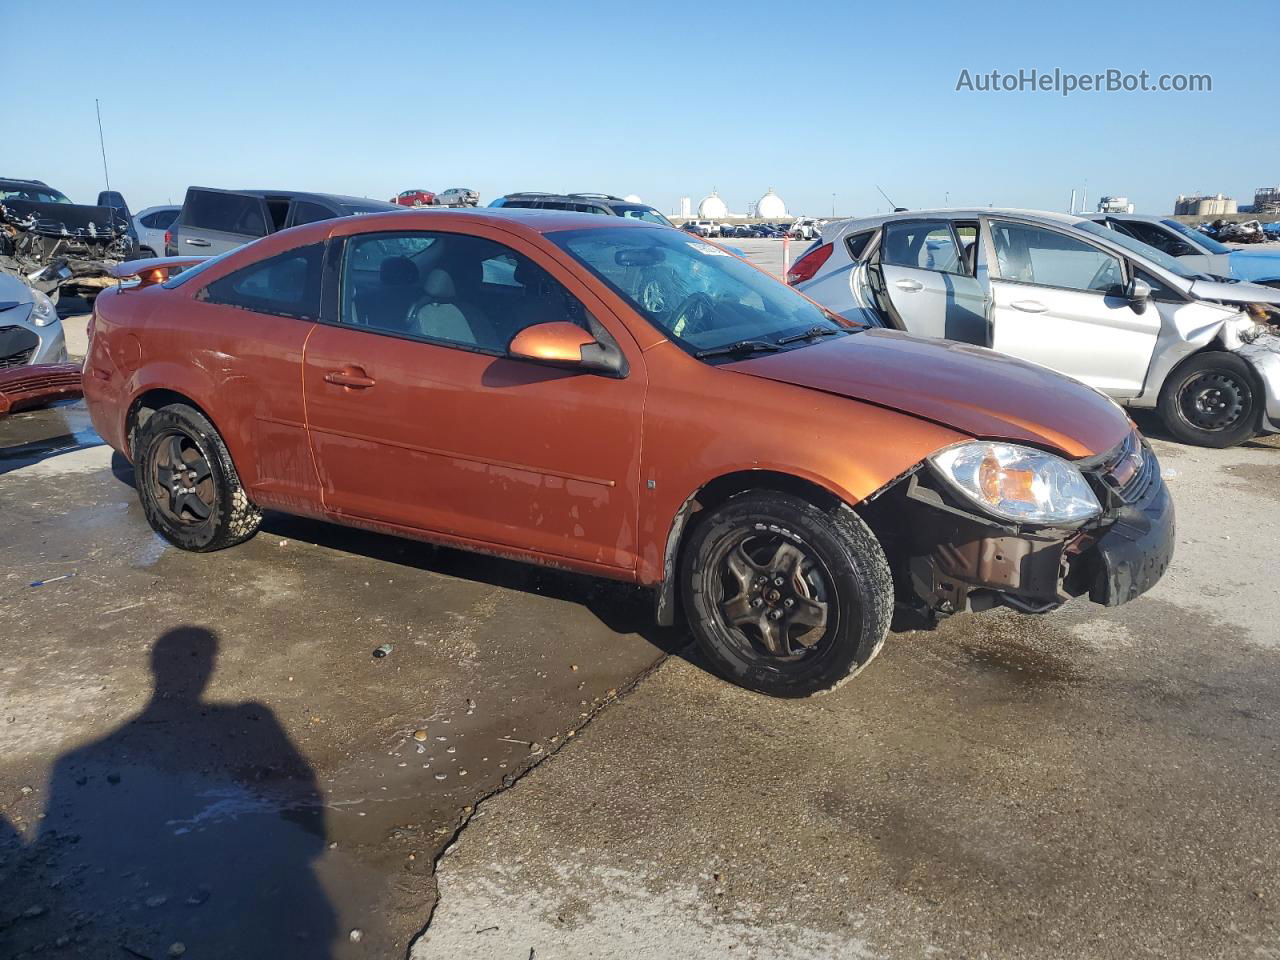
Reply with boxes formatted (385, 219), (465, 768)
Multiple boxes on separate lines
(3, 242), (1279, 959)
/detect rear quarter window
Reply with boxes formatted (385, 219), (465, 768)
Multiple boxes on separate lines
(198, 242), (324, 319)
(845, 230), (874, 261)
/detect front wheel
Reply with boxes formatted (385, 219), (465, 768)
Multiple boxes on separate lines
(1158, 352), (1259, 448)
(681, 492), (893, 697)
(134, 403), (262, 551)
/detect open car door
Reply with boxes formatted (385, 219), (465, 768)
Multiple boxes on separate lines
(865, 218), (989, 344)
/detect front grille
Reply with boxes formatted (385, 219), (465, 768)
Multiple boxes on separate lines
(0, 324), (40, 369)
(0, 348), (35, 369)
(1094, 431), (1158, 505)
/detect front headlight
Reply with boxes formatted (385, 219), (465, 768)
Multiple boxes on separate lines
(29, 289), (58, 327)
(929, 441), (1101, 525)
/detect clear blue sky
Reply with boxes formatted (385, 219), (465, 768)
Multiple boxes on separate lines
(6, 0), (1275, 217)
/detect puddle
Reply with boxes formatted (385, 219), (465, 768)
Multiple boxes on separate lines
(0, 400), (104, 475)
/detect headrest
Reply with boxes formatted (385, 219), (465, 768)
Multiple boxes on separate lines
(380, 256), (418, 286)
(425, 268), (456, 300)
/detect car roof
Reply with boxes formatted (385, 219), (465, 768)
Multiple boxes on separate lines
(188, 186), (397, 210)
(823, 208), (1087, 239)
(336, 206), (665, 236)
(1087, 212), (1174, 224)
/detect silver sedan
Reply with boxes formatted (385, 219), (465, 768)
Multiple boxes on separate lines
(0, 271), (68, 369)
(791, 208), (1280, 448)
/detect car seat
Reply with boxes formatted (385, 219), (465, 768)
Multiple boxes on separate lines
(409, 267), (498, 347)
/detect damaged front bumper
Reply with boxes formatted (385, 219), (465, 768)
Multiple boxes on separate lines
(866, 432), (1174, 617)
(1236, 333), (1280, 434)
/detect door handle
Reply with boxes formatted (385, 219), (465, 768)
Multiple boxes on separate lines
(894, 278), (924, 292)
(324, 368), (376, 389)
(1010, 300), (1048, 313)
(184, 238), (211, 247)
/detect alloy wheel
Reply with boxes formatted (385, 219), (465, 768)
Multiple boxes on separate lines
(710, 531), (834, 660)
(149, 431), (215, 525)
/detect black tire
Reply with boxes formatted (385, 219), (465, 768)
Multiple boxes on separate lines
(1158, 352), (1260, 448)
(139, 247), (157, 259)
(133, 403), (262, 551)
(680, 491), (892, 697)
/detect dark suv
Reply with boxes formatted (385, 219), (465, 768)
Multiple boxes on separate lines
(488, 192), (673, 227)
(166, 187), (398, 256)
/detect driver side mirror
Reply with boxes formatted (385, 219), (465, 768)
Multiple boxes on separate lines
(508, 321), (623, 375)
(1125, 276), (1152, 314)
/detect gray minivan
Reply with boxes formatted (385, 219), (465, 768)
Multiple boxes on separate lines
(166, 187), (398, 256)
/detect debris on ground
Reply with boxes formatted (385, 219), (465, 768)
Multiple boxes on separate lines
(372, 643), (394, 658)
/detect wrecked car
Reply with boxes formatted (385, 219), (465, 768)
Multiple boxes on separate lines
(0, 270), (76, 415)
(84, 211), (1173, 697)
(1089, 212), (1280, 288)
(791, 209), (1280, 448)
(1, 178), (138, 302)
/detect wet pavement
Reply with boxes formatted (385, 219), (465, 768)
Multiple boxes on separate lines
(5, 268), (1280, 958)
(0, 402), (675, 958)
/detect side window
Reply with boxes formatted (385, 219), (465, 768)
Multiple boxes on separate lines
(291, 201), (337, 227)
(340, 231), (589, 353)
(880, 220), (962, 274)
(990, 221), (1123, 293)
(1114, 220), (1197, 258)
(185, 191), (267, 237)
(142, 209), (179, 230)
(200, 243), (324, 319)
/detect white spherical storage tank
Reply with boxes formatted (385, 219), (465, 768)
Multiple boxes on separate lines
(698, 191), (728, 219)
(623, 194), (643, 204)
(756, 188), (786, 219)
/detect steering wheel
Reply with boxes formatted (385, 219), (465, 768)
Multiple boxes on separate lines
(670, 291), (717, 338)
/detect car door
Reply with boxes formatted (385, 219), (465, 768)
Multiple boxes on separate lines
(986, 218), (1160, 397)
(178, 188), (272, 255)
(868, 218), (988, 344)
(302, 224), (647, 572)
(173, 240), (326, 506)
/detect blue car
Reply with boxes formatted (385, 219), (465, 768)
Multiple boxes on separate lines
(1092, 212), (1280, 288)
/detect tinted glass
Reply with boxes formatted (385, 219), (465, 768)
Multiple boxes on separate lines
(553, 226), (855, 357)
(845, 230), (874, 260)
(184, 191), (268, 237)
(200, 242), (323, 318)
(340, 231), (588, 352)
(880, 220), (962, 274)
(0, 184), (71, 204)
(613, 204), (674, 227)
(992, 222), (1124, 292)
(1162, 218), (1232, 255)
(291, 201), (336, 226)
(1074, 221), (1196, 278)
(1111, 219), (1197, 258)
(142, 209), (180, 229)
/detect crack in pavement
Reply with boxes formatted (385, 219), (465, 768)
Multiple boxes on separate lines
(405, 642), (685, 957)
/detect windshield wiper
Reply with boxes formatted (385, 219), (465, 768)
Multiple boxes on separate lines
(775, 325), (848, 345)
(694, 339), (782, 359)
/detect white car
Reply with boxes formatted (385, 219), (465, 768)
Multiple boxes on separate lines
(132, 205), (180, 259)
(790, 208), (1280, 447)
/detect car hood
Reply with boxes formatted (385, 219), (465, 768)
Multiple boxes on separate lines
(1189, 276), (1280, 306)
(725, 329), (1131, 459)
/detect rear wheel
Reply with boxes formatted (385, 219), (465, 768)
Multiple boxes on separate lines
(1158, 352), (1259, 448)
(134, 403), (262, 551)
(681, 492), (892, 697)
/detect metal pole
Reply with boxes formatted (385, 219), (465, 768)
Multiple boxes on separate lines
(95, 99), (111, 193)
(782, 236), (790, 283)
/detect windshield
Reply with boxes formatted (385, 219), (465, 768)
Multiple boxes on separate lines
(612, 204), (673, 227)
(552, 226), (856, 356)
(1075, 221), (1199, 279)
(1, 184), (71, 204)
(1162, 218), (1233, 255)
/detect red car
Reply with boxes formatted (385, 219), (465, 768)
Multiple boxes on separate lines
(391, 189), (436, 207)
(86, 211), (1173, 697)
